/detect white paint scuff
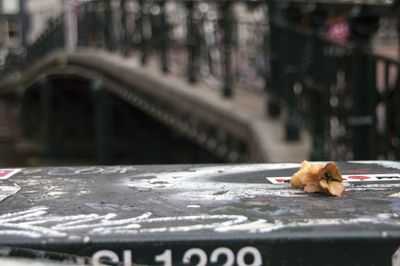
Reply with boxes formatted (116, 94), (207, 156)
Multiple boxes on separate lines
(186, 205), (201, 208)
(127, 164), (303, 201)
(0, 169), (21, 180)
(0, 207), (248, 238)
(0, 207), (399, 239)
(0, 184), (21, 202)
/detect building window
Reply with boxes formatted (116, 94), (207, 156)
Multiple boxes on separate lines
(6, 18), (21, 46)
(2, 0), (20, 14)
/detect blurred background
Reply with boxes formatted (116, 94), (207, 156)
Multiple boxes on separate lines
(0, 0), (399, 167)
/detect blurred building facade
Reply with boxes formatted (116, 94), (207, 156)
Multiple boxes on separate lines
(0, 0), (62, 63)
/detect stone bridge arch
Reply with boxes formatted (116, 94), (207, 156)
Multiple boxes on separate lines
(0, 50), (279, 164)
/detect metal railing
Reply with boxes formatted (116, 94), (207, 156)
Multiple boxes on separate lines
(75, 0), (271, 96)
(26, 15), (65, 65)
(0, 15), (64, 74)
(2, 0), (399, 161)
(268, 2), (400, 160)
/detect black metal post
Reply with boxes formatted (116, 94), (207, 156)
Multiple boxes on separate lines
(266, 0), (282, 117)
(349, 6), (380, 159)
(85, 3), (93, 47)
(19, 91), (30, 140)
(186, 1), (198, 83)
(77, 5), (85, 47)
(282, 5), (301, 141)
(220, 1), (233, 98)
(58, 16), (65, 49)
(120, 0), (129, 55)
(159, 0), (169, 73)
(20, 0), (28, 49)
(309, 5), (329, 161)
(42, 21), (51, 55)
(104, 0), (115, 51)
(89, 3), (98, 47)
(93, 2), (101, 47)
(40, 78), (56, 159)
(138, 0), (148, 65)
(91, 80), (113, 165)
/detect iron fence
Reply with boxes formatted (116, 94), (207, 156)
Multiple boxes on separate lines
(269, 3), (400, 160)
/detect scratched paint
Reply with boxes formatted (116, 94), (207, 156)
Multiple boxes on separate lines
(0, 206), (400, 238)
(127, 164), (304, 201)
(47, 166), (137, 176)
(0, 207), (248, 238)
(267, 174), (400, 184)
(0, 184), (20, 202)
(186, 205), (201, 208)
(215, 214), (400, 233)
(0, 163), (399, 240)
(0, 169), (21, 180)
(131, 164), (301, 181)
(127, 164), (400, 203)
(20, 166), (137, 177)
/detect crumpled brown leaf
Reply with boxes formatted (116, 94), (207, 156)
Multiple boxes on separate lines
(290, 161), (345, 197)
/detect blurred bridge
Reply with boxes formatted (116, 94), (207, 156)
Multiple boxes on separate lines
(0, 0), (399, 166)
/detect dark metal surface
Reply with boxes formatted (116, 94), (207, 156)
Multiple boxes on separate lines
(0, 162), (400, 265)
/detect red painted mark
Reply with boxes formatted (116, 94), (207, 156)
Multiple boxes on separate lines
(276, 179), (288, 183)
(0, 170), (13, 178)
(348, 175), (370, 180)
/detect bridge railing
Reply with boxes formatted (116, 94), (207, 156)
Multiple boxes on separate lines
(372, 53), (400, 160)
(0, 15), (64, 75)
(2, 0), (399, 161)
(75, 0), (271, 97)
(267, 2), (399, 160)
(26, 15), (65, 65)
(75, 0), (399, 160)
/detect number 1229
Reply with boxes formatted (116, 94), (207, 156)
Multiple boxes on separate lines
(155, 246), (262, 266)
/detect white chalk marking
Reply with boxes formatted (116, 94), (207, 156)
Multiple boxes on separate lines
(47, 191), (65, 196)
(0, 207), (47, 219)
(0, 184), (20, 202)
(0, 207), (46, 222)
(132, 164), (300, 181)
(0, 230), (41, 238)
(0, 222), (66, 237)
(216, 214), (400, 233)
(1, 206), (399, 239)
(267, 174), (400, 184)
(0, 207), (248, 238)
(48, 166), (136, 176)
(187, 205), (201, 208)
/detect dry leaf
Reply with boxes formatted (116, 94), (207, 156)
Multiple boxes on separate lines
(290, 161), (345, 197)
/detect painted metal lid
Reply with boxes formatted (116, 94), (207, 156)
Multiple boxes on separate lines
(0, 161), (399, 265)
